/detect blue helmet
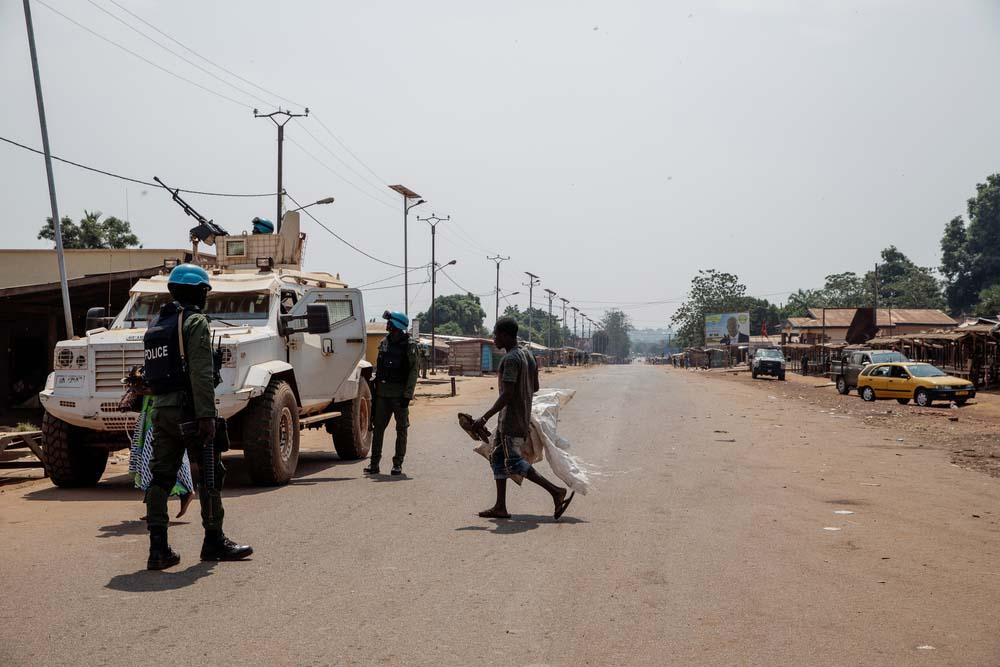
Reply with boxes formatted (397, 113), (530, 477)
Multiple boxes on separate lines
(252, 217), (274, 234)
(167, 263), (212, 290)
(383, 310), (409, 330)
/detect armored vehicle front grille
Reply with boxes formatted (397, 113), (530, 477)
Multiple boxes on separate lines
(94, 347), (144, 393)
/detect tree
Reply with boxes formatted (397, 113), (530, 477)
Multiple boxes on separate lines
(670, 270), (747, 348)
(501, 305), (568, 346)
(415, 293), (486, 336)
(939, 174), (1000, 314)
(597, 309), (632, 359)
(38, 210), (140, 249)
(865, 246), (944, 310)
(975, 284), (1000, 319)
(820, 272), (867, 307)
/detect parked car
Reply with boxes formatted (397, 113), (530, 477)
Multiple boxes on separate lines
(856, 362), (976, 407)
(751, 347), (786, 381)
(828, 349), (908, 395)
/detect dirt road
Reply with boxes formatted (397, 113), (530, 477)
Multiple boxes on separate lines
(2, 365), (999, 665)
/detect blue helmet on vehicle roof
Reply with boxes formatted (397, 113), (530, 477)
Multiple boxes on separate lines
(252, 217), (274, 234)
(167, 263), (212, 290)
(383, 310), (409, 330)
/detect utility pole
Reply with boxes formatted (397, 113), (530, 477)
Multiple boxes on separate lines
(23, 0), (73, 338)
(254, 108), (308, 232)
(559, 298), (570, 348)
(523, 272), (540, 344)
(389, 185), (425, 314)
(417, 213), (450, 372)
(488, 254), (510, 324)
(571, 307), (579, 346)
(544, 289), (557, 349)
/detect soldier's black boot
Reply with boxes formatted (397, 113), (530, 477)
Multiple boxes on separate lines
(200, 530), (253, 561)
(147, 527), (181, 571)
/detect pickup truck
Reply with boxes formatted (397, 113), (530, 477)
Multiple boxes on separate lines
(828, 349), (908, 395)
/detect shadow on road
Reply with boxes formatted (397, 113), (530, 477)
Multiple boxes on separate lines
(24, 452), (363, 501)
(370, 474), (412, 483)
(455, 514), (587, 535)
(96, 518), (193, 539)
(106, 561), (219, 592)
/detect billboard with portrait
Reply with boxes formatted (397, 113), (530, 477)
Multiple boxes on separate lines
(705, 312), (750, 346)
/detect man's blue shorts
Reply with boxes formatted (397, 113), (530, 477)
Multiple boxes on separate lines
(490, 434), (533, 480)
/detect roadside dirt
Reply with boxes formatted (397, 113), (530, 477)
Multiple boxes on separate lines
(686, 365), (1000, 478)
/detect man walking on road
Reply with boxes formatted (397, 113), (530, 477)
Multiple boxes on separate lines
(142, 264), (252, 570)
(365, 310), (419, 476)
(474, 317), (574, 520)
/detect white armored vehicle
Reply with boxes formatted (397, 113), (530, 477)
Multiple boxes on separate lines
(39, 207), (373, 487)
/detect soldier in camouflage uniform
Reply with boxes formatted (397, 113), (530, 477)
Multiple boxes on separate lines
(143, 264), (252, 570)
(365, 311), (419, 476)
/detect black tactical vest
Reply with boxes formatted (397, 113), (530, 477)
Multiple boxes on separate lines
(377, 335), (410, 384)
(143, 301), (189, 395)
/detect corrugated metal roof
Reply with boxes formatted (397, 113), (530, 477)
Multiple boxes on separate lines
(801, 308), (957, 327)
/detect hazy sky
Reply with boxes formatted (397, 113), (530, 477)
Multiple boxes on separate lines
(3, 0), (999, 330)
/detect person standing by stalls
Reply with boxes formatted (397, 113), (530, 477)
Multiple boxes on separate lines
(142, 264), (252, 570)
(473, 317), (574, 521)
(365, 311), (419, 476)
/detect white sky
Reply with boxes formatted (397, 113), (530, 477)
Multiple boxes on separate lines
(3, 0), (999, 329)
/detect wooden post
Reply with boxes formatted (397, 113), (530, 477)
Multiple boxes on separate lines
(450, 377), (457, 397)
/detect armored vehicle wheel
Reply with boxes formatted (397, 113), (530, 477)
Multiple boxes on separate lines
(41, 412), (109, 487)
(328, 381), (372, 460)
(836, 377), (849, 395)
(244, 380), (300, 486)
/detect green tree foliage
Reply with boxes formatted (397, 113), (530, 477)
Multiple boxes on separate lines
(38, 210), (140, 249)
(865, 246), (944, 310)
(501, 305), (570, 346)
(939, 174), (1000, 314)
(670, 270), (748, 348)
(597, 309), (632, 359)
(415, 293), (486, 336)
(974, 284), (1000, 319)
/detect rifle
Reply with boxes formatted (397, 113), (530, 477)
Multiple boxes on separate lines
(180, 417), (228, 520)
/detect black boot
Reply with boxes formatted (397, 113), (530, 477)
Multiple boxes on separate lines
(147, 527), (181, 571)
(363, 463), (380, 475)
(200, 530), (253, 561)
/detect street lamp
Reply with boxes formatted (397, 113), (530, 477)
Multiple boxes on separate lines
(389, 184), (425, 314)
(289, 196), (335, 213)
(428, 257), (457, 374)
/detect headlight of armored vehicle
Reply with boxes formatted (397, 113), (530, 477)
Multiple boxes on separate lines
(54, 346), (87, 370)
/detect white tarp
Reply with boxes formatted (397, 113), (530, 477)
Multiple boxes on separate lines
(527, 388), (594, 495)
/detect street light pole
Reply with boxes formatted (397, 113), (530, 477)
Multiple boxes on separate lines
(23, 0), (73, 338)
(559, 298), (569, 347)
(544, 289), (557, 349)
(288, 196), (335, 213)
(389, 185), (425, 315)
(488, 254), (511, 325)
(523, 272), (540, 344)
(418, 214), (450, 372)
(571, 307), (579, 348)
(254, 108), (309, 232)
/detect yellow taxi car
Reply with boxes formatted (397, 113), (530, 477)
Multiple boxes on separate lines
(856, 362), (976, 407)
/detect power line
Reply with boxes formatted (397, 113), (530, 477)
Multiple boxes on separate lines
(0, 134), (275, 197)
(362, 279), (429, 293)
(84, 0), (273, 108)
(355, 264), (432, 289)
(286, 137), (398, 211)
(295, 123), (398, 206)
(312, 114), (390, 192)
(105, 0), (303, 108)
(35, 0), (251, 109)
(285, 191), (403, 268)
